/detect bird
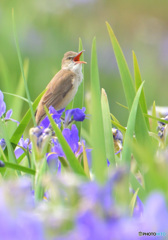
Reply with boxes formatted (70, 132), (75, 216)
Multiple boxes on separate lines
(35, 50), (86, 125)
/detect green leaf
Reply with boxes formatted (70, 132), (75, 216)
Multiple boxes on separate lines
(45, 106), (86, 177)
(10, 90), (46, 145)
(106, 22), (149, 146)
(35, 158), (47, 201)
(111, 113), (120, 124)
(3, 92), (31, 104)
(0, 147), (34, 176)
(129, 173), (146, 200)
(130, 188), (139, 216)
(12, 9), (36, 126)
(2, 161), (35, 175)
(91, 38), (107, 183)
(82, 142), (91, 179)
(106, 22), (135, 109)
(133, 51), (150, 130)
(122, 82), (145, 164)
(116, 101), (168, 125)
(111, 120), (126, 133)
(0, 120), (17, 164)
(101, 88), (115, 165)
(151, 101), (158, 133)
(58, 156), (70, 169)
(144, 113), (168, 124)
(72, 38), (85, 138)
(12, 59), (29, 119)
(131, 139), (168, 195)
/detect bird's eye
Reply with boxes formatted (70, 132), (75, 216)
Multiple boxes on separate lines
(67, 56), (72, 60)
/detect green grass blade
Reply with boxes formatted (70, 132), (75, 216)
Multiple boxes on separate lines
(3, 92), (31, 104)
(122, 82), (145, 164)
(133, 51), (150, 130)
(106, 22), (149, 145)
(131, 139), (168, 195)
(129, 173), (146, 200)
(72, 38), (85, 138)
(45, 106), (86, 177)
(0, 120), (17, 164)
(82, 142), (91, 179)
(144, 113), (168, 124)
(101, 88), (115, 164)
(111, 120), (126, 133)
(91, 38), (107, 183)
(0, 146), (35, 175)
(111, 113), (120, 123)
(151, 101), (158, 134)
(116, 101), (168, 125)
(129, 188), (139, 216)
(106, 22), (135, 109)
(12, 9), (36, 126)
(3, 162), (35, 175)
(10, 90), (46, 145)
(12, 59), (29, 119)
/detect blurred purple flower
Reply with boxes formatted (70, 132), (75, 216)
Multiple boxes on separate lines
(46, 152), (61, 174)
(133, 194), (143, 218)
(0, 178), (44, 240)
(0, 138), (6, 150)
(63, 124), (79, 152)
(0, 91), (19, 124)
(0, 90), (6, 117)
(0, 160), (5, 167)
(48, 124), (79, 159)
(140, 192), (168, 234)
(15, 137), (31, 159)
(46, 125), (91, 172)
(4, 109), (20, 124)
(46, 124), (79, 167)
(65, 107), (86, 126)
(40, 106), (64, 129)
(107, 159), (110, 167)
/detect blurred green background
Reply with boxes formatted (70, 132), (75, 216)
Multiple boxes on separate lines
(1, 0), (168, 128)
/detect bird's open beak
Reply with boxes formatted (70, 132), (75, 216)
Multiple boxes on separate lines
(73, 50), (87, 64)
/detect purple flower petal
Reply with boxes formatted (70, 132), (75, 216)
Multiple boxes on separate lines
(0, 138), (6, 150)
(65, 107), (86, 124)
(62, 124), (79, 153)
(0, 90), (6, 117)
(5, 109), (12, 119)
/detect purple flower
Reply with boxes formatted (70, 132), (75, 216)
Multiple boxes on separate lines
(15, 137), (31, 159)
(46, 152), (61, 174)
(0, 90), (6, 117)
(0, 160), (5, 167)
(0, 178), (44, 240)
(40, 106), (64, 128)
(0, 138), (6, 150)
(0, 91), (19, 124)
(47, 124), (79, 162)
(133, 194), (143, 218)
(62, 124), (79, 153)
(65, 107), (86, 125)
(4, 109), (19, 124)
(29, 126), (52, 160)
(107, 159), (110, 167)
(140, 192), (168, 233)
(46, 125), (92, 172)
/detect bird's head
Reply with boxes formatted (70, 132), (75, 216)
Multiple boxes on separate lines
(61, 50), (86, 72)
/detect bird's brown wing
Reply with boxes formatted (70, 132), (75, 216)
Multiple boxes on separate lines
(42, 69), (75, 108)
(35, 69), (75, 124)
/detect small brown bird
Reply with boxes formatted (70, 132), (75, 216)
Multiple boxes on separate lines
(35, 50), (86, 124)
